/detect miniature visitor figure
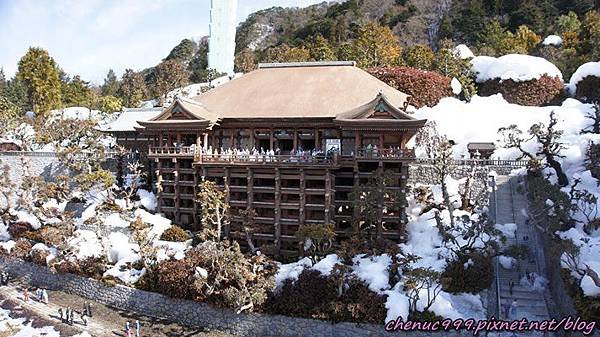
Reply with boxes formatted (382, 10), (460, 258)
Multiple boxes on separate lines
(81, 311), (88, 326)
(502, 300), (510, 319)
(509, 280), (514, 295)
(125, 321), (131, 337)
(42, 288), (48, 304)
(58, 308), (63, 321)
(36, 287), (42, 301)
(87, 302), (93, 317)
(135, 320), (141, 337)
(511, 299), (519, 319)
(23, 288), (29, 302)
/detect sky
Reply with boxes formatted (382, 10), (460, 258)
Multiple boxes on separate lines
(0, 0), (326, 84)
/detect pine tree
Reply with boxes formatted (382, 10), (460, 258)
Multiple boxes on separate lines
(16, 47), (62, 117)
(351, 22), (402, 68)
(4, 78), (30, 113)
(555, 11), (582, 35)
(0, 68), (6, 96)
(455, 0), (486, 44)
(508, 0), (544, 32)
(118, 69), (148, 108)
(153, 60), (190, 104)
(62, 75), (94, 108)
(306, 35), (337, 61)
(188, 40), (209, 83)
(402, 45), (435, 70)
(581, 10), (600, 60)
(165, 38), (197, 63)
(101, 69), (119, 96)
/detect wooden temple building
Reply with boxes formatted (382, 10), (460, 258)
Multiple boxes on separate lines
(110, 61), (427, 256)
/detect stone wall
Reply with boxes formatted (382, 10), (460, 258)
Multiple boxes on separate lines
(0, 152), (67, 188)
(0, 257), (458, 337)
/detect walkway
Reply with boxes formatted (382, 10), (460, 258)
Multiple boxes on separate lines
(491, 175), (552, 337)
(0, 281), (234, 337)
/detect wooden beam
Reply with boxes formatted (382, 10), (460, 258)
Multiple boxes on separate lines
(174, 158), (180, 224)
(224, 167), (231, 238)
(324, 169), (332, 224)
(274, 168), (281, 256)
(315, 128), (320, 150)
(354, 132), (360, 155)
(247, 167), (253, 208)
(269, 128), (274, 150)
(379, 133), (384, 148)
(299, 168), (305, 226)
(193, 167), (199, 230)
(250, 128), (255, 149)
(293, 129), (298, 152)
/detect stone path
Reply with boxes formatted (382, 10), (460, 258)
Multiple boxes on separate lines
(0, 281), (235, 337)
(491, 175), (552, 337)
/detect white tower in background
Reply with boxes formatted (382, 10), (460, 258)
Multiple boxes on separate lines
(208, 0), (237, 76)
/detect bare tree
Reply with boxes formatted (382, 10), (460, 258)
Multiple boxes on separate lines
(404, 267), (443, 315)
(197, 179), (229, 241)
(582, 102), (600, 134)
(498, 111), (569, 186)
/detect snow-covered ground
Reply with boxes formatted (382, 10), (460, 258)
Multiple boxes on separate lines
(0, 304), (90, 337)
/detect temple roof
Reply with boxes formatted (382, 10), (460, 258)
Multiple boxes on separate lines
(101, 107), (162, 132)
(190, 61), (411, 119)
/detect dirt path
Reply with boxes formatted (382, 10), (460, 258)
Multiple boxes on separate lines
(0, 281), (235, 337)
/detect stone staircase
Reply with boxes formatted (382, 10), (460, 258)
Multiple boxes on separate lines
(491, 175), (551, 336)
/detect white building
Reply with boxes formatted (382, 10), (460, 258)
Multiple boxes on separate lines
(208, 0), (237, 76)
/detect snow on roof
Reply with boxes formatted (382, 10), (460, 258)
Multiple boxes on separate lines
(48, 107), (102, 121)
(101, 107), (163, 132)
(542, 35), (563, 46)
(454, 44), (475, 59)
(470, 54), (563, 83)
(567, 61), (600, 95)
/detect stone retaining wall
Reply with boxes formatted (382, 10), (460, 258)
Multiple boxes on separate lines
(0, 257), (461, 337)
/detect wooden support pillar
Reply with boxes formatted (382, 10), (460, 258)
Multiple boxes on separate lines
(174, 158), (180, 224)
(353, 164), (360, 233)
(250, 128), (255, 149)
(299, 169), (305, 226)
(159, 132), (164, 147)
(274, 168), (281, 256)
(230, 130), (235, 149)
(324, 169), (332, 224)
(203, 133), (209, 150)
(193, 167), (200, 230)
(224, 167), (231, 238)
(269, 129), (274, 150)
(379, 133), (384, 149)
(354, 132), (360, 156)
(246, 167), (253, 208)
(315, 128), (320, 150)
(293, 129), (298, 151)
(177, 133), (182, 145)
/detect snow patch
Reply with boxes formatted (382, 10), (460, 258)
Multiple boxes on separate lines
(470, 54), (563, 83)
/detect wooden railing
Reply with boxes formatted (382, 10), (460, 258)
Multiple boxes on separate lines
(196, 153), (339, 166)
(355, 148), (415, 159)
(148, 146), (195, 156)
(415, 158), (529, 167)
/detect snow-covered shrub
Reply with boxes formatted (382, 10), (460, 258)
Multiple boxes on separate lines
(7, 222), (33, 239)
(573, 75), (600, 103)
(478, 75), (564, 106)
(157, 240), (276, 313)
(567, 62), (600, 103)
(440, 253), (493, 293)
(30, 249), (50, 266)
(159, 225), (190, 242)
(10, 239), (32, 259)
(368, 67), (454, 108)
(561, 269), (600, 323)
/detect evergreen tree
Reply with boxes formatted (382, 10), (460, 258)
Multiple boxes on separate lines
(188, 40), (209, 83)
(351, 22), (402, 68)
(306, 35), (337, 61)
(262, 44), (311, 63)
(234, 49), (257, 73)
(455, 0), (486, 44)
(581, 10), (600, 60)
(0, 68), (6, 96)
(555, 11), (582, 35)
(62, 75), (94, 108)
(437, 14), (454, 42)
(153, 60), (190, 104)
(165, 38), (197, 63)
(96, 95), (122, 113)
(16, 47), (62, 117)
(4, 78), (30, 113)
(402, 45), (435, 70)
(101, 69), (119, 96)
(513, 25), (542, 53)
(507, 0), (544, 32)
(118, 69), (148, 108)
(433, 40), (477, 101)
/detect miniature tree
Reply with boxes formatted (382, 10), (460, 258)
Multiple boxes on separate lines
(197, 179), (229, 241)
(0, 161), (15, 227)
(295, 223), (336, 263)
(404, 267), (443, 315)
(498, 110), (569, 186)
(349, 169), (402, 239)
(582, 103), (599, 134)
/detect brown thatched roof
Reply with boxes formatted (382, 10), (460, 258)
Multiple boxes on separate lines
(191, 61), (411, 119)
